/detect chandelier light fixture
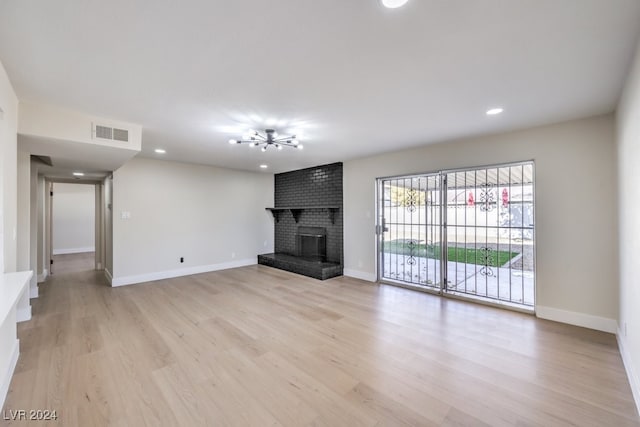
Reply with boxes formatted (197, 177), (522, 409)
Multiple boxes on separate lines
(229, 129), (303, 152)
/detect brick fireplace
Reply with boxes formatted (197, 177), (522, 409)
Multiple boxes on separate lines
(258, 162), (343, 280)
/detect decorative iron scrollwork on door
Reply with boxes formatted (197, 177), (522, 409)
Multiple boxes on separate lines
(405, 189), (419, 212)
(479, 183), (495, 212)
(478, 246), (495, 276)
(406, 240), (418, 265)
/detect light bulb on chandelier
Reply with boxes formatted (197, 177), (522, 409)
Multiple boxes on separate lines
(228, 129), (303, 153)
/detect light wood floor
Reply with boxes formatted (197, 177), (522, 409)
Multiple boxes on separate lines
(2, 257), (638, 426)
(50, 252), (95, 275)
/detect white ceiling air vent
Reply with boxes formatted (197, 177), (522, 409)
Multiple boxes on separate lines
(112, 128), (129, 142)
(93, 123), (129, 143)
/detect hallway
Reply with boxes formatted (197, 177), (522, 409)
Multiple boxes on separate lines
(50, 252), (95, 276)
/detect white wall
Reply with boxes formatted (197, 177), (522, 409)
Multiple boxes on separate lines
(28, 160), (38, 296)
(0, 62), (27, 315)
(16, 152), (30, 273)
(616, 38), (640, 412)
(111, 157), (274, 285)
(104, 176), (113, 279)
(52, 183), (95, 254)
(0, 112), (3, 274)
(44, 181), (51, 278)
(0, 60), (17, 273)
(0, 58), (27, 409)
(93, 183), (103, 271)
(344, 114), (618, 332)
(17, 157), (42, 296)
(37, 175), (46, 280)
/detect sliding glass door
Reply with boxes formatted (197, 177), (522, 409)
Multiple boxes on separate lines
(377, 162), (535, 309)
(378, 174), (443, 290)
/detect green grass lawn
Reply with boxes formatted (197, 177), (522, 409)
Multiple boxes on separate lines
(383, 240), (518, 267)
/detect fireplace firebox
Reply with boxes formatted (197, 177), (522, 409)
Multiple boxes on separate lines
(296, 226), (326, 261)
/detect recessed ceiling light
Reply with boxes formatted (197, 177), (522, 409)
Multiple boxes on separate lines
(382, 0), (409, 8)
(155, 148), (166, 154)
(73, 172), (84, 177)
(259, 164), (268, 169)
(486, 108), (504, 116)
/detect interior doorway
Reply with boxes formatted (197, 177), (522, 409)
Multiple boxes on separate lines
(50, 182), (96, 275)
(377, 161), (535, 310)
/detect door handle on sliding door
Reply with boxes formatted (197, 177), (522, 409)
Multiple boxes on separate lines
(375, 221), (389, 235)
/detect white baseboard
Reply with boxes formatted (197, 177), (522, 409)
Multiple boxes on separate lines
(0, 339), (19, 410)
(52, 247), (95, 255)
(37, 269), (48, 283)
(344, 269), (377, 282)
(617, 327), (640, 416)
(29, 285), (38, 299)
(104, 269), (113, 286)
(536, 305), (617, 333)
(111, 258), (256, 287)
(16, 305), (31, 323)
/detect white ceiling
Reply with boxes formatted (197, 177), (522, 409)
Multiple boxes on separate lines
(1, 0), (639, 174)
